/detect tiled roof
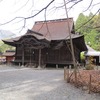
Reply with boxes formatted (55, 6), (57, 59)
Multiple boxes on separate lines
(3, 18), (86, 49)
(32, 18), (74, 40)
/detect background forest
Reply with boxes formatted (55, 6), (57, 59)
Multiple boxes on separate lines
(75, 12), (100, 50)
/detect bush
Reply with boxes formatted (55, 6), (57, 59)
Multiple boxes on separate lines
(85, 64), (94, 70)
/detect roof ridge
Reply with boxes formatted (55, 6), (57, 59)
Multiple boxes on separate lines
(35, 18), (73, 24)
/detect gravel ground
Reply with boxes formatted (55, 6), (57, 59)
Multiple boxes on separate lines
(0, 65), (100, 100)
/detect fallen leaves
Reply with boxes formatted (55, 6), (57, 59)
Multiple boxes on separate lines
(69, 70), (100, 93)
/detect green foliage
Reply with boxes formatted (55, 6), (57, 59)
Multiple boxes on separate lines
(92, 13), (100, 32)
(85, 30), (97, 49)
(75, 13), (88, 34)
(0, 40), (15, 53)
(75, 12), (100, 50)
(80, 51), (85, 60)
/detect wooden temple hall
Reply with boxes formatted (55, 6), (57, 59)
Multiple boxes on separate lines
(3, 18), (87, 68)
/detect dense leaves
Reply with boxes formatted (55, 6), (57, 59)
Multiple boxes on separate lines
(75, 12), (100, 50)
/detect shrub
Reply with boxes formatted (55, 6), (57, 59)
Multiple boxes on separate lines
(85, 64), (94, 70)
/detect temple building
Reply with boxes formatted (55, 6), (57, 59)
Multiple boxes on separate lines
(3, 18), (87, 68)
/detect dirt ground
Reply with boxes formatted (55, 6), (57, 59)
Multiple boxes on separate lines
(0, 65), (100, 100)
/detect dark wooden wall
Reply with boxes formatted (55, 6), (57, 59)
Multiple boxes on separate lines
(14, 43), (81, 66)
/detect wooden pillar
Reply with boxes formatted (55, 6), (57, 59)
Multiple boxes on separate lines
(22, 46), (24, 66)
(56, 64), (58, 69)
(38, 49), (41, 68)
(30, 48), (31, 65)
(64, 67), (67, 80)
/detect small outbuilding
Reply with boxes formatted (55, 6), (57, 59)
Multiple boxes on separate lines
(85, 46), (100, 65)
(2, 50), (15, 64)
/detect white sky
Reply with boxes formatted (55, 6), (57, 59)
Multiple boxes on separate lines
(0, 0), (99, 36)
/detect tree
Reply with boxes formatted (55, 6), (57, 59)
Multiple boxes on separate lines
(75, 12), (100, 50)
(85, 29), (97, 49)
(92, 13), (100, 32)
(75, 13), (88, 34)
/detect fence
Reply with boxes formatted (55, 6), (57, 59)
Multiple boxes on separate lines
(64, 67), (100, 93)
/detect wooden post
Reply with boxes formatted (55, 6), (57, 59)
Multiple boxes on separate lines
(56, 64), (58, 69)
(19, 63), (20, 66)
(30, 48), (31, 66)
(67, 68), (70, 83)
(38, 49), (41, 69)
(22, 46), (24, 66)
(88, 74), (92, 94)
(74, 68), (77, 87)
(64, 67), (67, 80)
(69, 65), (71, 72)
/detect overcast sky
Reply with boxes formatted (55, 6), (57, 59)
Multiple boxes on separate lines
(0, 0), (99, 36)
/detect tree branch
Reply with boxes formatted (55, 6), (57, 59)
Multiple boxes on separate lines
(0, 17), (24, 26)
(0, 0), (55, 26)
(83, 0), (93, 12)
(26, 0), (55, 19)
